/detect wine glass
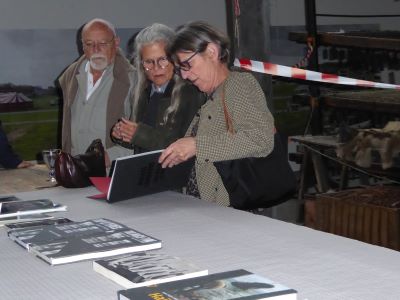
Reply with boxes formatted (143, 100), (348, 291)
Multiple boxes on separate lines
(42, 149), (60, 183)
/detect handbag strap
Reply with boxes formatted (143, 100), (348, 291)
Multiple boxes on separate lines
(221, 83), (277, 136)
(221, 83), (235, 135)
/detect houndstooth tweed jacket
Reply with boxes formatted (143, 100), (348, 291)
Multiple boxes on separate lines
(187, 71), (275, 206)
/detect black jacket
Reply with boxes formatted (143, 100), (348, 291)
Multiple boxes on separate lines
(129, 80), (205, 152)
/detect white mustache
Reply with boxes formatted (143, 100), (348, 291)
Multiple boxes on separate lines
(89, 54), (108, 70)
(90, 54), (107, 61)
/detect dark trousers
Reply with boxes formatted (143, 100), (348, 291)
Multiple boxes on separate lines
(0, 127), (21, 168)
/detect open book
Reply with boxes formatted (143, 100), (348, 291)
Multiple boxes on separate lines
(90, 150), (194, 202)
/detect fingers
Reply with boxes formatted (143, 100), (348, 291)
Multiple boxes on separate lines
(159, 148), (183, 168)
(158, 148), (174, 168)
(159, 138), (196, 168)
(111, 125), (120, 138)
(158, 146), (185, 168)
(17, 161), (33, 169)
(112, 120), (136, 142)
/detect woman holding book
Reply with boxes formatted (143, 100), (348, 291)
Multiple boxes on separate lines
(159, 21), (275, 207)
(111, 23), (205, 153)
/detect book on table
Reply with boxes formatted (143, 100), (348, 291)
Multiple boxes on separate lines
(89, 149), (194, 203)
(0, 198), (67, 219)
(0, 195), (21, 202)
(6, 216), (72, 229)
(93, 250), (208, 289)
(0, 195), (21, 212)
(0, 213), (57, 227)
(8, 218), (162, 265)
(117, 269), (297, 300)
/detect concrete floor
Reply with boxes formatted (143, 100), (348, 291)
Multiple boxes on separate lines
(251, 197), (304, 224)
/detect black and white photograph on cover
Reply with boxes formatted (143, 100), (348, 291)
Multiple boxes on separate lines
(8, 218), (162, 265)
(118, 269), (297, 300)
(29, 229), (161, 265)
(163, 273), (291, 300)
(93, 250), (208, 288)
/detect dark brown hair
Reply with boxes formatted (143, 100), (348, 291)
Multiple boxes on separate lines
(169, 21), (230, 64)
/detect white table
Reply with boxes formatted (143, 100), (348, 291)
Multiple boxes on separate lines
(1, 187), (400, 300)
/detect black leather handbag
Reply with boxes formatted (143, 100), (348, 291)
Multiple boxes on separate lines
(213, 86), (296, 210)
(55, 139), (106, 188)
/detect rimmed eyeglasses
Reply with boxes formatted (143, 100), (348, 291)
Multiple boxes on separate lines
(82, 37), (115, 50)
(142, 56), (170, 71)
(174, 51), (198, 76)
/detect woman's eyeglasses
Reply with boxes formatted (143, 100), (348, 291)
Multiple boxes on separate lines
(174, 51), (198, 75)
(142, 56), (170, 71)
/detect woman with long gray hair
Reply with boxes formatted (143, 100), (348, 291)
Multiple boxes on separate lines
(111, 23), (205, 153)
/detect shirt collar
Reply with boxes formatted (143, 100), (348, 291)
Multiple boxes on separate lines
(150, 81), (170, 97)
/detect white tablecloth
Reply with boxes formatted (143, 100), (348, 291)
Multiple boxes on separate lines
(1, 187), (400, 300)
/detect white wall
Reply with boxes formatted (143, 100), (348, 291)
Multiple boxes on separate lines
(0, 0), (226, 30)
(0, 0), (227, 87)
(269, 0), (400, 30)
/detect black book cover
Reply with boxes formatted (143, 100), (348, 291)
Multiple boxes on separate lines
(108, 150), (194, 202)
(0, 195), (21, 212)
(6, 217), (72, 229)
(93, 251), (208, 288)
(0, 195), (21, 202)
(16, 218), (161, 265)
(0, 199), (66, 218)
(0, 213), (54, 227)
(118, 269), (297, 300)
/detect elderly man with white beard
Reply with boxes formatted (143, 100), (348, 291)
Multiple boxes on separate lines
(59, 18), (135, 167)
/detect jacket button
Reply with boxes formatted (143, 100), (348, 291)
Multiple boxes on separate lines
(205, 159), (209, 162)
(208, 115), (211, 119)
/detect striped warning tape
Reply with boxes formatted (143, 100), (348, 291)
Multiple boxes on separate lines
(234, 58), (400, 90)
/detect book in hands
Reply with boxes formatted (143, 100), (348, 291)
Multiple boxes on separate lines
(93, 250), (208, 289)
(90, 150), (194, 202)
(0, 199), (67, 219)
(118, 269), (297, 300)
(9, 218), (162, 265)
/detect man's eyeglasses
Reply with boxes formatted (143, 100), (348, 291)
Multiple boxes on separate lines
(82, 37), (115, 50)
(174, 51), (198, 75)
(142, 56), (170, 71)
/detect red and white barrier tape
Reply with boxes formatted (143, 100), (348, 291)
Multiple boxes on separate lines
(234, 58), (400, 90)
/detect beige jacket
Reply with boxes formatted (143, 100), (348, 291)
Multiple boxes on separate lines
(59, 49), (135, 152)
(187, 71), (275, 206)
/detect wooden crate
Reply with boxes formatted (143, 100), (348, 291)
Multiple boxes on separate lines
(315, 186), (400, 251)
